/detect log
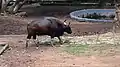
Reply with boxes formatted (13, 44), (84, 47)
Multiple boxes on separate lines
(0, 43), (9, 55)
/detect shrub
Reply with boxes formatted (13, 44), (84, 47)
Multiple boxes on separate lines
(81, 12), (114, 20)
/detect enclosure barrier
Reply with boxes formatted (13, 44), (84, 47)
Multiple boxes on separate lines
(70, 9), (115, 22)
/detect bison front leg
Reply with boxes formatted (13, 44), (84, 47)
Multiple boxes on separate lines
(33, 35), (39, 47)
(33, 39), (39, 47)
(26, 34), (32, 48)
(57, 36), (63, 44)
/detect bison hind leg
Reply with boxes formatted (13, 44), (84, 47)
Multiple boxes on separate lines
(26, 34), (32, 48)
(26, 39), (30, 48)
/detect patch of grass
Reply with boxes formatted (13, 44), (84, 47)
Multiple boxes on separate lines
(88, 43), (120, 56)
(63, 43), (89, 56)
(62, 41), (120, 56)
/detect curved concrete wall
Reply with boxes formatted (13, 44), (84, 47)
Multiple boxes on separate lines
(70, 9), (115, 22)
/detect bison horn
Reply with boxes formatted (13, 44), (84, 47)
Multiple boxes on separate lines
(64, 19), (67, 22)
(64, 22), (67, 25)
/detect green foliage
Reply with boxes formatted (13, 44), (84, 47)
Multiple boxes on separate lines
(109, 14), (115, 19)
(62, 41), (120, 56)
(82, 13), (115, 20)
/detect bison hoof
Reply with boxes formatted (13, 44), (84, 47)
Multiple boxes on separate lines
(59, 41), (63, 45)
(36, 44), (39, 47)
(36, 47), (39, 49)
(37, 42), (40, 44)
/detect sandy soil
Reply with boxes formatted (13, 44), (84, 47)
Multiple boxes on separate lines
(0, 35), (120, 67)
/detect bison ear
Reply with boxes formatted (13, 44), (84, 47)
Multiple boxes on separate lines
(68, 22), (71, 26)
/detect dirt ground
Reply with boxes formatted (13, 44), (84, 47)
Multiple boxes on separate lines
(0, 5), (120, 67)
(0, 35), (120, 67)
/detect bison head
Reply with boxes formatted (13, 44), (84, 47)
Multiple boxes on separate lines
(64, 22), (72, 34)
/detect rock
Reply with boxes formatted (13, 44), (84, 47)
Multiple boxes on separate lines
(0, 42), (9, 55)
(15, 12), (28, 17)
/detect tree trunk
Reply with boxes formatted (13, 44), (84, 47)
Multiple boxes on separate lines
(1, 0), (6, 12)
(12, 3), (20, 13)
(1, 0), (11, 13)
(9, 0), (27, 14)
(113, 0), (120, 29)
(0, 0), (2, 11)
(8, 0), (20, 14)
(12, 0), (27, 13)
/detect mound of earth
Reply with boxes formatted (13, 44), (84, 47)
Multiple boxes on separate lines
(70, 23), (113, 36)
(0, 16), (113, 36)
(0, 16), (27, 35)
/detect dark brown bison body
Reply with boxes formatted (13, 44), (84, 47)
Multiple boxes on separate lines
(26, 17), (72, 47)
